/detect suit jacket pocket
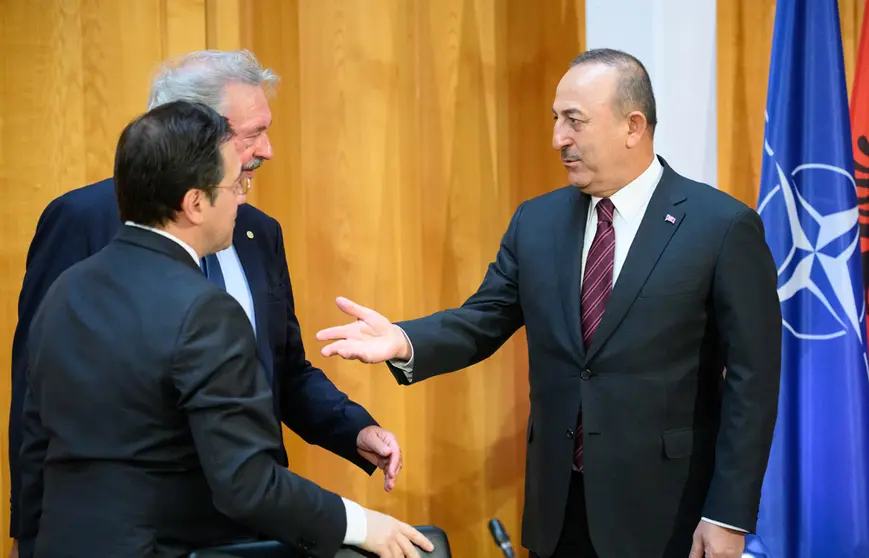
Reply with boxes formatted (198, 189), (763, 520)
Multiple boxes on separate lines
(661, 427), (694, 459)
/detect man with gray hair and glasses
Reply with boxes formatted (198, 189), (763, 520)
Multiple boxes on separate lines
(9, 50), (414, 556)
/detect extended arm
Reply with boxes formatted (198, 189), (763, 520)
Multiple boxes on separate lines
(388, 203), (528, 384)
(174, 290), (349, 557)
(316, 203), (528, 385)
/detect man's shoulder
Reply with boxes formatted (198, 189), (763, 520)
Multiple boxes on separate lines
(35, 178), (119, 240)
(661, 168), (767, 253)
(237, 202), (279, 227)
(526, 185), (577, 205)
(665, 166), (754, 221)
(236, 202), (280, 237)
(514, 185), (578, 217)
(687, 182), (753, 218)
(106, 237), (232, 316)
(46, 178), (117, 215)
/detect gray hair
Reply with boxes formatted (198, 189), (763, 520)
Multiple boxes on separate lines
(146, 49), (279, 112)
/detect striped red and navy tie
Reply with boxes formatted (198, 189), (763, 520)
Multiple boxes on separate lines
(574, 197), (615, 471)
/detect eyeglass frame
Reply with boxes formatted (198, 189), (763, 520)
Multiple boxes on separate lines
(214, 176), (252, 196)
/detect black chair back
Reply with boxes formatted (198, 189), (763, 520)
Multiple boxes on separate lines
(188, 525), (451, 558)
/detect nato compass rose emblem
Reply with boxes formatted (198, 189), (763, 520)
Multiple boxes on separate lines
(756, 112), (865, 351)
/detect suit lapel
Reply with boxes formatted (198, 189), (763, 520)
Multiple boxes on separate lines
(585, 168), (688, 362)
(555, 188), (591, 361)
(232, 221), (275, 383)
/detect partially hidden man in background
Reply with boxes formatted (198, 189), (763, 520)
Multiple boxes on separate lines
(315, 49), (782, 558)
(9, 50), (405, 556)
(18, 100), (433, 558)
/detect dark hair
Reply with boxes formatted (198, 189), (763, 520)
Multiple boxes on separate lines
(570, 48), (657, 134)
(114, 100), (235, 226)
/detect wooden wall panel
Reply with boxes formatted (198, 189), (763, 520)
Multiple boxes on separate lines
(0, 1), (583, 556)
(0, 1), (208, 555)
(717, 0), (866, 207)
(243, 2), (584, 555)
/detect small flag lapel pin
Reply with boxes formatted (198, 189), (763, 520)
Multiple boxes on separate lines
(664, 214), (676, 224)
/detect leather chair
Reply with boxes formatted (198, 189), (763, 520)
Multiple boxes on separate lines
(188, 525), (451, 558)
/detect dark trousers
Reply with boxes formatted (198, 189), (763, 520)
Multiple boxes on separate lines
(531, 471), (598, 558)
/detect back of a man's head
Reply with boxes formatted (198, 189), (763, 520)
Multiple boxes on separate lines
(146, 49), (279, 113)
(570, 48), (657, 137)
(114, 100), (234, 227)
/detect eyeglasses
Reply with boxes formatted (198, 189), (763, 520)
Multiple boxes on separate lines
(216, 177), (252, 196)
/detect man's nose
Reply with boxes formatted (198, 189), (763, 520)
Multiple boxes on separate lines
(552, 126), (571, 151)
(255, 132), (273, 160)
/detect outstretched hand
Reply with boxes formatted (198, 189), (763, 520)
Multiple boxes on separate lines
(316, 297), (410, 363)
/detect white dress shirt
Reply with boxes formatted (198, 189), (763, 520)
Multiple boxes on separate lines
(389, 157), (746, 533)
(123, 223), (367, 544)
(581, 156), (662, 285)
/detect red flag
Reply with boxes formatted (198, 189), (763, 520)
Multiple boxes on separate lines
(852, 0), (869, 342)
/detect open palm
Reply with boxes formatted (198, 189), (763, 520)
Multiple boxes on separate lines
(316, 297), (408, 363)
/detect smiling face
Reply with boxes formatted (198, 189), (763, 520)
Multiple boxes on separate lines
(220, 81), (273, 179)
(552, 61), (653, 197)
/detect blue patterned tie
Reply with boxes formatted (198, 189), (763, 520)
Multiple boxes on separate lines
(200, 253), (226, 289)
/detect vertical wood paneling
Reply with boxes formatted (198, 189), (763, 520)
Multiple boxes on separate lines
(0, 1), (583, 555)
(205, 0), (241, 51)
(841, 0), (867, 98)
(161, 0), (207, 56)
(0, 2), (208, 555)
(243, 1), (584, 555)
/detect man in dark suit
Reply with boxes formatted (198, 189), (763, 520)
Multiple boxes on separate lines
(9, 50), (403, 555)
(314, 49), (782, 558)
(18, 100), (432, 558)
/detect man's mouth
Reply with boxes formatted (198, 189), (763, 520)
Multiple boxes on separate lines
(243, 157), (264, 172)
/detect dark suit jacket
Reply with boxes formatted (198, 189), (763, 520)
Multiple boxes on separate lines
(19, 226), (347, 557)
(9, 178), (377, 539)
(388, 158), (782, 558)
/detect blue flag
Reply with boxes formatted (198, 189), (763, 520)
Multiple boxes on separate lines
(750, 0), (869, 556)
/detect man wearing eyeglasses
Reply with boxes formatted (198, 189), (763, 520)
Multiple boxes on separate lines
(9, 51), (404, 556)
(17, 100), (432, 558)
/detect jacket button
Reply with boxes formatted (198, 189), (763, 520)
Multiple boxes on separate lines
(580, 368), (591, 380)
(566, 428), (576, 439)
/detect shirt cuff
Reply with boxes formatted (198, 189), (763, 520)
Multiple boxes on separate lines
(387, 327), (415, 381)
(342, 497), (367, 545)
(701, 517), (747, 533)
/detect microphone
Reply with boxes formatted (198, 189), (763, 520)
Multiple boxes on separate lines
(488, 518), (516, 558)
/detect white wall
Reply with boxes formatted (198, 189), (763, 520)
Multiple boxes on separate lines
(585, 0), (718, 187)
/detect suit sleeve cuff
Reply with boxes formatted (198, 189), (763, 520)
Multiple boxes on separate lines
(387, 327), (414, 381)
(341, 497), (367, 546)
(701, 517), (748, 533)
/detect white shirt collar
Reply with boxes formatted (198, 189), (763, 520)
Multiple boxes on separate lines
(590, 156), (663, 224)
(124, 221), (200, 265)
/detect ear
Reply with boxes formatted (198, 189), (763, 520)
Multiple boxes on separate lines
(179, 188), (207, 226)
(625, 111), (649, 148)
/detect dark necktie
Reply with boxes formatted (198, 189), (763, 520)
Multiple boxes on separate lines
(200, 253), (226, 290)
(574, 198), (615, 471)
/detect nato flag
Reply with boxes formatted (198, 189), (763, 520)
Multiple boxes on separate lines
(749, 0), (869, 556)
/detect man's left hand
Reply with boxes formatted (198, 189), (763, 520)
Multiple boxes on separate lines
(356, 425), (402, 492)
(689, 521), (745, 558)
